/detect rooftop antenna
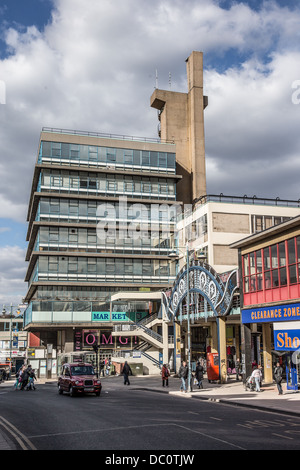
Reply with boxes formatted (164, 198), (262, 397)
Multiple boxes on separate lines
(155, 69), (158, 89)
(169, 72), (171, 90)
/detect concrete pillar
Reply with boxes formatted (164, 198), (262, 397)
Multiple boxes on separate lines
(262, 323), (273, 384)
(241, 324), (252, 381)
(235, 326), (240, 361)
(210, 322), (218, 353)
(217, 317), (227, 383)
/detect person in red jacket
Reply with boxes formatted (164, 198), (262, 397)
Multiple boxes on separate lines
(162, 364), (170, 387)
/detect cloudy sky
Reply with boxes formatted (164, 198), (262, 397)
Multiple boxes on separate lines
(0, 0), (299, 307)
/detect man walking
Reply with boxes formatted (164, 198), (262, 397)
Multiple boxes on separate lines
(274, 362), (284, 395)
(178, 361), (188, 393)
(122, 361), (132, 385)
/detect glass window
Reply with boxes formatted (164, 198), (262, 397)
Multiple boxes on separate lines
(288, 238), (296, 264)
(271, 245), (278, 268)
(263, 247), (270, 269)
(70, 144), (79, 159)
(278, 242), (286, 267)
(107, 148), (116, 162)
(150, 152), (158, 167)
(142, 151), (150, 166)
(124, 150), (133, 164)
(167, 153), (175, 168)
(42, 141), (51, 157)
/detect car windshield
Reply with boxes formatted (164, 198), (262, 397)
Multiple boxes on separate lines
(70, 365), (95, 376)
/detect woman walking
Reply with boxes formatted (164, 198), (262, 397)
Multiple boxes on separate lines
(162, 364), (170, 387)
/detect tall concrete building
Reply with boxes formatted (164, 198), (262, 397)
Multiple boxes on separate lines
(24, 129), (181, 375)
(151, 51), (208, 205)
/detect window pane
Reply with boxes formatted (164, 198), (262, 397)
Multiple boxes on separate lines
(264, 272), (271, 289)
(272, 269), (279, 287)
(280, 267), (287, 286)
(278, 242), (286, 267)
(288, 238), (296, 265)
(263, 247), (270, 269)
(271, 245), (278, 268)
(289, 265), (297, 284)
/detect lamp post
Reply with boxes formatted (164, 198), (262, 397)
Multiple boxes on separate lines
(2, 303), (17, 376)
(169, 242), (192, 392)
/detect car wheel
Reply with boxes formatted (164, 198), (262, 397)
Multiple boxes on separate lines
(58, 384), (63, 395)
(69, 386), (76, 397)
(95, 390), (101, 396)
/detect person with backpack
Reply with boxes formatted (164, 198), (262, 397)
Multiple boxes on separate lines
(122, 361), (132, 385)
(161, 364), (170, 387)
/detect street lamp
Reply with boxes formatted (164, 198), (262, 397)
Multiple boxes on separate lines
(169, 242), (192, 392)
(2, 303), (18, 376)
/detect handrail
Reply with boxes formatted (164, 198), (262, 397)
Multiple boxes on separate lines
(42, 127), (175, 145)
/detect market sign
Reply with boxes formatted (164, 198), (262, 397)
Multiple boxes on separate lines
(242, 302), (300, 324)
(274, 322), (300, 351)
(92, 312), (129, 322)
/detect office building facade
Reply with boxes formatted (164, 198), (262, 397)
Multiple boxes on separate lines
(24, 129), (181, 374)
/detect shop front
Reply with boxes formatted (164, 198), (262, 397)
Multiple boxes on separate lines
(273, 320), (300, 390)
(231, 214), (300, 384)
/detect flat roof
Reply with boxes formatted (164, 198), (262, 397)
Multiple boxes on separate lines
(230, 213), (300, 249)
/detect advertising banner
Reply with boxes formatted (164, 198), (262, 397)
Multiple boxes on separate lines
(273, 322), (300, 351)
(242, 302), (300, 324)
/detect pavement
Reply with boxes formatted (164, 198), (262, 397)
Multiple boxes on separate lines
(1, 374), (300, 449)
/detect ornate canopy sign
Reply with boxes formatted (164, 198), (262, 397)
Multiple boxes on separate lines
(162, 261), (238, 322)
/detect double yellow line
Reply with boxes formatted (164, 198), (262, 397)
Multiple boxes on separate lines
(0, 416), (36, 450)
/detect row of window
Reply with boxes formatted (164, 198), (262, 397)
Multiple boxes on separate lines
(32, 285), (145, 301)
(37, 198), (178, 224)
(29, 256), (176, 286)
(40, 141), (176, 172)
(35, 226), (175, 254)
(242, 235), (300, 292)
(251, 215), (291, 234)
(39, 170), (176, 199)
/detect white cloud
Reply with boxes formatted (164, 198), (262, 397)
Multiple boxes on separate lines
(0, 245), (27, 306)
(0, 0), (300, 300)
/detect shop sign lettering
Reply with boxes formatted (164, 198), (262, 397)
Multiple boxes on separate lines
(242, 303), (300, 324)
(274, 329), (300, 351)
(92, 312), (128, 322)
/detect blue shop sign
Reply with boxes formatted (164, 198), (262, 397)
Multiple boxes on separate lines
(242, 302), (300, 324)
(274, 329), (300, 351)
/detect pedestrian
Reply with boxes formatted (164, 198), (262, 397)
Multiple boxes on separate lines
(161, 364), (170, 387)
(122, 361), (132, 385)
(100, 360), (105, 377)
(178, 361), (188, 393)
(274, 362), (284, 395)
(106, 360), (111, 376)
(235, 359), (242, 381)
(251, 366), (262, 392)
(195, 361), (204, 389)
(26, 369), (37, 391)
(20, 365), (30, 390)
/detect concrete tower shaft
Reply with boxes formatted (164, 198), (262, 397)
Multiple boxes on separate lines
(150, 51), (208, 205)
